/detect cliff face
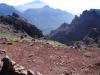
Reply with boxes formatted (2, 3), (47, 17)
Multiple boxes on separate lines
(48, 9), (100, 47)
(68, 9), (100, 40)
(0, 13), (43, 38)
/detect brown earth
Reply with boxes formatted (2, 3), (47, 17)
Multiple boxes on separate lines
(0, 41), (100, 75)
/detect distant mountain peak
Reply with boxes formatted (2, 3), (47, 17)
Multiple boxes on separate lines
(90, 9), (100, 15)
(23, 5), (74, 34)
(0, 3), (7, 6)
(0, 3), (8, 6)
(33, 0), (44, 3)
(0, 3), (13, 9)
(43, 5), (50, 8)
(15, 0), (47, 12)
(0, 3), (21, 16)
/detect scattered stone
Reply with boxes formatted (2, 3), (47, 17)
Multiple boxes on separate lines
(30, 43), (34, 46)
(27, 70), (36, 75)
(94, 62), (100, 66)
(0, 38), (7, 44)
(35, 71), (43, 75)
(62, 71), (70, 75)
(7, 42), (13, 45)
(27, 70), (43, 75)
(0, 49), (6, 54)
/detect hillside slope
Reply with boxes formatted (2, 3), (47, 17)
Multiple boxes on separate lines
(0, 13), (43, 39)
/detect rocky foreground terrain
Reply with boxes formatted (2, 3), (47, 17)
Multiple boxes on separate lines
(0, 39), (100, 75)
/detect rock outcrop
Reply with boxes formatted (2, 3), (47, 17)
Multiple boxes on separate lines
(0, 13), (43, 38)
(0, 56), (43, 75)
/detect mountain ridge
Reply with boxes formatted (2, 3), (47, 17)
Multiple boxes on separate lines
(0, 3), (21, 16)
(15, 0), (47, 12)
(48, 9), (100, 47)
(23, 6), (74, 34)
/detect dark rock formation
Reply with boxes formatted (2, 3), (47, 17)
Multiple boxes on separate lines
(0, 13), (43, 38)
(0, 56), (43, 75)
(48, 23), (70, 44)
(48, 9), (100, 47)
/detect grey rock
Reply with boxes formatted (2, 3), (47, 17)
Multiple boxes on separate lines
(0, 56), (43, 75)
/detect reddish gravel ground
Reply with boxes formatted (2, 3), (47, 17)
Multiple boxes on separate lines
(0, 41), (100, 75)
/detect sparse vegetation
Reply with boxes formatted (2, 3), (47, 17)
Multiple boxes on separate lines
(82, 51), (93, 57)
(20, 37), (33, 43)
(47, 40), (67, 47)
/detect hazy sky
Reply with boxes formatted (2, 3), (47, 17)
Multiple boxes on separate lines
(0, 0), (100, 14)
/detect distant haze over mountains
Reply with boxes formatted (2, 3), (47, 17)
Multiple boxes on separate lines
(0, 2), (74, 34)
(22, 6), (74, 34)
(15, 0), (47, 12)
(1, 0), (100, 15)
(15, 1), (74, 34)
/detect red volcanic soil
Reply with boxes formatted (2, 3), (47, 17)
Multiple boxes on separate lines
(0, 41), (100, 75)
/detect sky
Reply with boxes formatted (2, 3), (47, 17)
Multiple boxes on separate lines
(0, 0), (100, 15)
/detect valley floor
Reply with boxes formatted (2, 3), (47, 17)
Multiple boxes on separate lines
(0, 40), (100, 75)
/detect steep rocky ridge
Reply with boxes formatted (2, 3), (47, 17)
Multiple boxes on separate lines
(48, 9), (100, 47)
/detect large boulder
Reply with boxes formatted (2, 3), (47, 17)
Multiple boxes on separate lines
(0, 56), (43, 75)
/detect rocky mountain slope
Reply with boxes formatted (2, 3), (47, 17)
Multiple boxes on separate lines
(0, 13), (43, 38)
(48, 9), (100, 47)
